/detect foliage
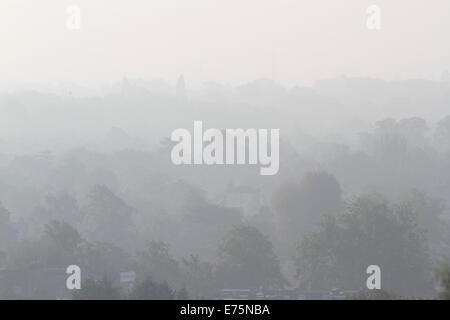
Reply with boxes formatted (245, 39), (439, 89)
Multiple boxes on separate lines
(0, 201), (17, 251)
(295, 194), (430, 297)
(181, 254), (215, 298)
(215, 225), (286, 290)
(435, 263), (450, 300)
(351, 289), (400, 300)
(82, 185), (137, 249)
(128, 276), (175, 300)
(133, 240), (182, 288)
(273, 171), (342, 247)
(72, 277), (121, 300)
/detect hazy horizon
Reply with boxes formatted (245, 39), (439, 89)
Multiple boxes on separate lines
(1, 0), (450, 89)
(2, 1), (450, 302)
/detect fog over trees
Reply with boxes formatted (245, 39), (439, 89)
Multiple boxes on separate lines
(1, 76), (450, 299)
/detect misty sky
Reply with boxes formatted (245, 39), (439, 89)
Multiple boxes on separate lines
(1, 0), (450, 88)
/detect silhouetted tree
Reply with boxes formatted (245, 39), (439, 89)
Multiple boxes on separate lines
(133, 240), (182, 288)
(176, 75), (187, 101)
(434, 115), (450, 154)
(42, 220), (82, 253)
(351, 288), (400, 300)
(72, 277), (121, 300)
(128, 276), (175, 300)
(82, 185), (136, 249)
(295, 194), (430, 297)
(75, 241), (130, 279)
(435, 263), (450, 300)
(215, 225), (286, 289)
(34, 192), (83, 227)
(0, 201), (17, 251)
(6, 220), (82, 268)
(181, 254), (215, 298)
(273, 171), (342, 248)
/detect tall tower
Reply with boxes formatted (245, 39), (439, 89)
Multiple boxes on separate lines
(176, 75), (187, 101)
(441, 70), (450, 82)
